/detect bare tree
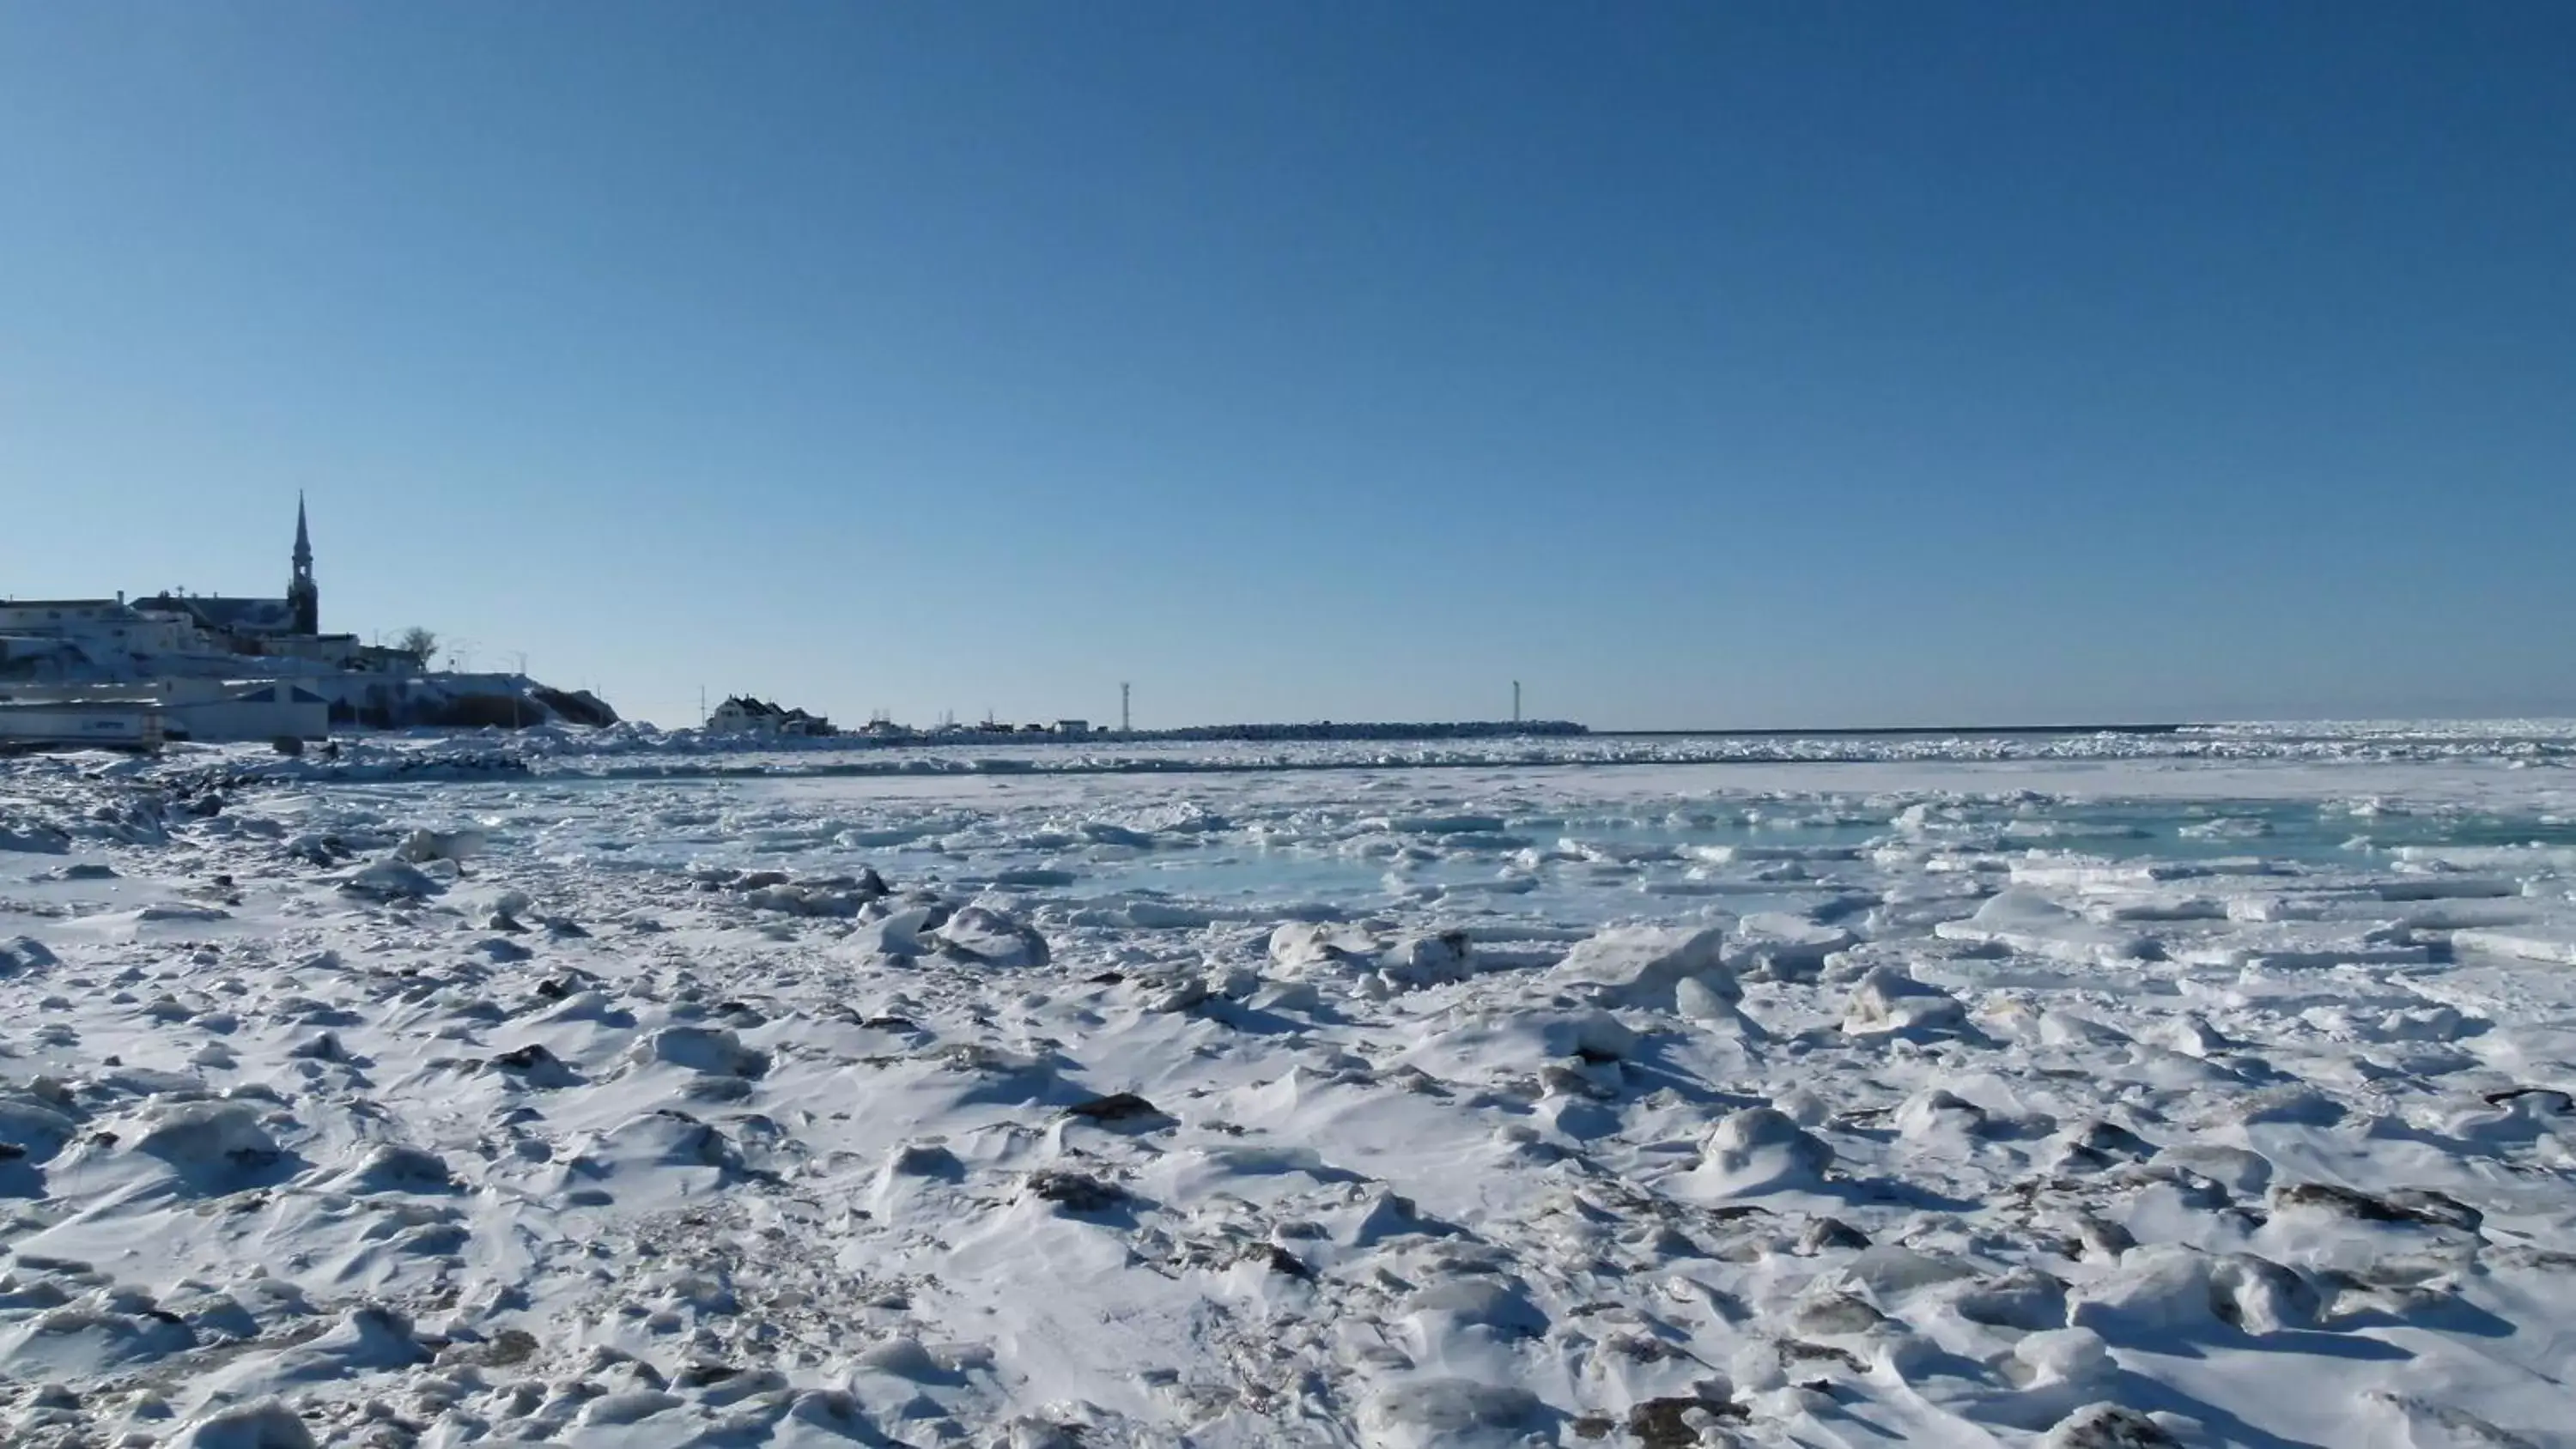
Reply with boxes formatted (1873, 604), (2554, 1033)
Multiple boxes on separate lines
(394, 627), (439, 667)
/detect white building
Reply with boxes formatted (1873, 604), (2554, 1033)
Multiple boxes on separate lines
(708, 696), (834, 737)
(0, 678), (331, 744)
(0, 698), (162, 750)
(0, 599), (210, 672)
(2, 497), (616, 744)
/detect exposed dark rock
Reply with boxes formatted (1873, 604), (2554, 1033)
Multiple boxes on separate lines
(491, 1043), (574, 1087)
(1066, 1093), (1166, 1125)
(1027, 1170), (1127, 1213)
(531, 685), (619, 727)
(1628, 1393), (1747, 1448)
(2044, 1404), (2178, 1448)
(1798, 1217), (1870, 1253)
(1261, 1246), (1314, 1281)
(2272, 1182), (2482, 1233)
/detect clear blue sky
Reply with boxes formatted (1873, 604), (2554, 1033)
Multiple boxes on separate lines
(4, 3), (2571, 729)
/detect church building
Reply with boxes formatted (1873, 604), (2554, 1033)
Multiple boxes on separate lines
(137, 494), (324, 641)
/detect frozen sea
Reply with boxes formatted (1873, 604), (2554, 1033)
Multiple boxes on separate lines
(3, 724), (2574, 1446)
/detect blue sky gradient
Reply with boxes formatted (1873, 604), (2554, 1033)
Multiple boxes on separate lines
(4, 3), (2571, 728)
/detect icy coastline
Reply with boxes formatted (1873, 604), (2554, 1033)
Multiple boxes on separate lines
(106, 717), (2576, 791)
(0, 729), (2572, 1445)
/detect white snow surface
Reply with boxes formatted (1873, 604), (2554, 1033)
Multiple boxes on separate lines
(2, 730), (2574, 1446)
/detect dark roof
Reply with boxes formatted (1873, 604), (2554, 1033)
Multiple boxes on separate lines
(716, 697), (829, 724)
(135, 595), (300, 633)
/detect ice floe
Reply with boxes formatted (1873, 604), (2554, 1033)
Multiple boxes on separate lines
(0, 733), (2571, 1443)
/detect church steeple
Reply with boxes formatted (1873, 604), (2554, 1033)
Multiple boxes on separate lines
(287, 493), (319, 634)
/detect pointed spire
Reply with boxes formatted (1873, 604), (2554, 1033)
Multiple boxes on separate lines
(288, 492), (319, 634)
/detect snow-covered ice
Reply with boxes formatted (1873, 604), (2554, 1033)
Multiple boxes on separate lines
(3, 728), (2575, 1446)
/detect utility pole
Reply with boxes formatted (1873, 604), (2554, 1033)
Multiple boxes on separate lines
(1513, 681), (1522, 725)
(1121, 682), (1132, 734)
(699, 686), (708, 727)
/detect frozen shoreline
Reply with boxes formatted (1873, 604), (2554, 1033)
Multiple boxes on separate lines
(100, 718), (2576, 798)
(2, 731), (2573, 1445)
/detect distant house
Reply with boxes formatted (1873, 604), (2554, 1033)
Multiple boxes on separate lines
(1055, 719), (1091, 735)
(0, 600), (205, 681)
(708, 695), (833, 737)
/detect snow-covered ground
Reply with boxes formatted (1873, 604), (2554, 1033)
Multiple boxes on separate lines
(3, 731), (2575, 1446)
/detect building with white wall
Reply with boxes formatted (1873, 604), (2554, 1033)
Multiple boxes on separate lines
(0, 678), (330, 743)
(709, 696), (834, 736)
(3, 495), (615, 745)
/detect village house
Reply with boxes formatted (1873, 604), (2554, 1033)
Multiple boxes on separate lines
(708, 695), (835, 737)
(2, 497), (612, 746)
